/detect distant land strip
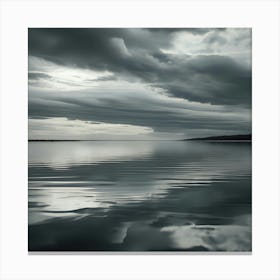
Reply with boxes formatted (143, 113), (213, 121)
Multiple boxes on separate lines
(185, 134), (251, 141)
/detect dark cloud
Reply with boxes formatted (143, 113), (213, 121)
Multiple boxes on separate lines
(91, 75), (117, 82)
(28, 87), (251, 138)
(28, 72), (52, 80)
(161, 55), (251, 106)
(28, 28), (251, 106)
(28, 28), (170, 69)
(28, 28), (251, 138)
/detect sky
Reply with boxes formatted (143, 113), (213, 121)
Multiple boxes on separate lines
(28, 28), (251, 140)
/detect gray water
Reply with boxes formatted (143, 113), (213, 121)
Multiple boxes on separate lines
(28, 141), (251, 252)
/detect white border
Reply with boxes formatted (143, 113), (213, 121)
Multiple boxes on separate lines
(1, 0), (280, 279)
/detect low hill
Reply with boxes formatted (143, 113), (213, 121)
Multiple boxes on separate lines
(185, 134), (251, 141)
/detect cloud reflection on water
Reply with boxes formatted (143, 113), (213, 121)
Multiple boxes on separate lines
(28, 141), (251, 251)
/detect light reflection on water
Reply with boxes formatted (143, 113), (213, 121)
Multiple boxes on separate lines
(28, 141), (251, 251)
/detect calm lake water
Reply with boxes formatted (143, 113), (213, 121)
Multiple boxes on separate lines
(28, 141), (251, 251)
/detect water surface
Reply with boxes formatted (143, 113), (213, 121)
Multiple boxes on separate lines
(28, 141), (251, 251)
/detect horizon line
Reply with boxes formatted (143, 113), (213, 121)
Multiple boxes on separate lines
(28, 133), (252, 142)
(28, 139), (180, 141)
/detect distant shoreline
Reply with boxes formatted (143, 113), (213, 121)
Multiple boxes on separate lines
(185, 140), (251, 143)
(185, 134), (251, 142)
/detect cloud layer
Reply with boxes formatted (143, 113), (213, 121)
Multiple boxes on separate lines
(28, 28), (251, 139)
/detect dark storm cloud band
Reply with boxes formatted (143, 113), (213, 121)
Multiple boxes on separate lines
(28, 87), (250, 136)
(29, 28), (251, 106)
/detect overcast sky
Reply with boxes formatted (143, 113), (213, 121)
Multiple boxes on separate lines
(28, 28), (251, 140)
